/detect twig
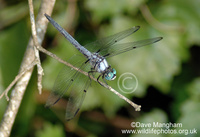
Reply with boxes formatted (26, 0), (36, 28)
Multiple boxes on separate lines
(0, 61), (37, 101)
(38, 43), (141, 110)
(39, 46), (141, 111)
(28, 0), (44, 94)
(0, 0), (56, 137)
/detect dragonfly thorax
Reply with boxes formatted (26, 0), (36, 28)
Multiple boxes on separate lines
(89, 53), (116, 81)
(89, 53), (109, 73)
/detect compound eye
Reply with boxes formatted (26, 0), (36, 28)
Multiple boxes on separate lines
(105, 71), (116, 81)
(112, 68), (116, 75)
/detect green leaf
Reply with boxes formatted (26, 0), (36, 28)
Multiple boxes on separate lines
(35, 122), (65, 137)
(133, 109), (167, 137)
(177, 100), (200, 137)
(187, 78), (200, 101)
(156, 0), (200, 45)
(84, 0), (146, 24)
(0, 21), (29, 87)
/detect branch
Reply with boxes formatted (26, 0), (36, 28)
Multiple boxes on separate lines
(0, 0), (56, 136)
(28, 0), (44, 94)
(0, 61), (37, 101)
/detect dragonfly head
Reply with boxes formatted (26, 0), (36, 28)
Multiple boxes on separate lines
(104, 68), (116, 81)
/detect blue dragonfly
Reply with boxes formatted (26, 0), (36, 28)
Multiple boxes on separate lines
(44, 13), (162, 120)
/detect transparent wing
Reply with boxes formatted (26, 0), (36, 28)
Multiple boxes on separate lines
(65, 70), (91, 120)
(101, 37), (163, 58)
(84, 26), (140, 53)
(45, 55), (89, 108)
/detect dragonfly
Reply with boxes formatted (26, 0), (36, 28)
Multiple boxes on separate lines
(44, 13), (163, 121)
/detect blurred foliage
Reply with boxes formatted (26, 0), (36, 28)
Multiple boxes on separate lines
(0, 0), (200, 137)
(35, 122), (65, 137)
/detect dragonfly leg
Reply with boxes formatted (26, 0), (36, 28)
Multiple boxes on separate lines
(97, 74), (103, 86)
(88, 68), (96, 77)
(102, 75), (108, 85)
(97, 73), (108, 86)
(88, 69), (96, 79)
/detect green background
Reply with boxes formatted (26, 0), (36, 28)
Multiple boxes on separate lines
(0, 0), (200, 137)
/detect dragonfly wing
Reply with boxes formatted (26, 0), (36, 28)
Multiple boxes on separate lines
(101, 37), (163, 58)
(45, 55), (89, 108)
(84, 26), (140, 53)
(65, 70), (91, 121)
